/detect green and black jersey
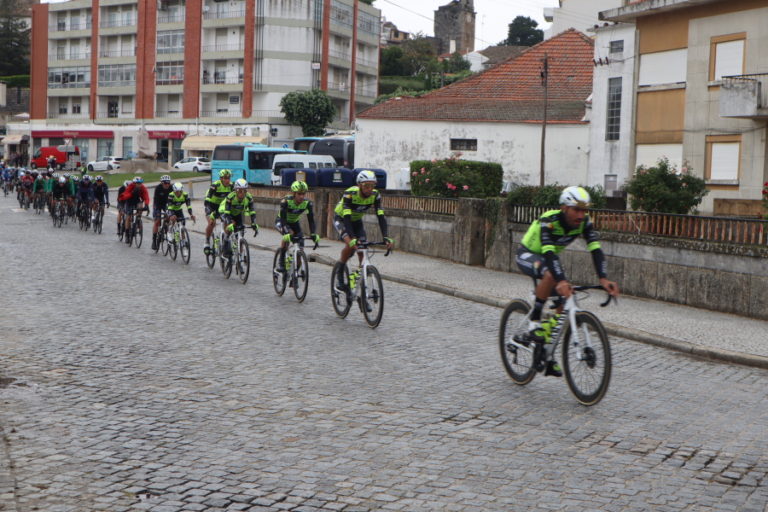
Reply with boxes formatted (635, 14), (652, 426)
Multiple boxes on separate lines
(205, 180), (232, 207)
(279, 194), (316, 233)
(333, 186), (388, 238)
(168, 191), (191, 212)
(218, 191), (255, 223)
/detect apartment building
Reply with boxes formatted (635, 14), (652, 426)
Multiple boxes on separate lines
(600, 0), (768, 215)
(23, 0), (380, 164)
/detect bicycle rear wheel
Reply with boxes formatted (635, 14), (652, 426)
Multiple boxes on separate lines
(221, 236), (232, 279)
(180, 227), (191, 264)
(133, 218), (143, 248)
(94, 209), (103, 234)
(360, 265), (384, 328)
(562, 311), (612, 406)
(272, 249), (287, 296)
(237, 238), (250, 284)
(205, 235), (216, 268)
(498, 299), (537, 385)
(155, 226), (164, 254)
(330, 262), (352, 318)
(293, 250), (309, 302)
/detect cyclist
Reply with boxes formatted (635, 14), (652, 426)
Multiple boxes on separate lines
(1, 166), (12, 194)
(274, 180), (320, 272)
(118, 176), (150, 243)
(116, 180), (130, 235)
(151, 175), (173, 250)
(93, 175), (110, 214)
(76, 175), (96, 222)
(167, 182), (195, 226)
(218, 178), (258, 256)
(31, 174), (46, 208)
(332, 170), (393, 290)
(515, 186), (620, 377)
(51, 176), (73, 213)
(203, 169), (233, 254)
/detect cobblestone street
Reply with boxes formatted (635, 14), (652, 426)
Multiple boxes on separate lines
(1, 205), (767, 511)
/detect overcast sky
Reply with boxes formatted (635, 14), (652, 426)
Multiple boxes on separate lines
(377, 0), (558, 49)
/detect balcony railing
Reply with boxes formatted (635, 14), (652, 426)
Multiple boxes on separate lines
(155, 111), (182, 118)
(96, 110), (135, 119)
(203, 8), (245, 19)
(100, 17), (137, 29)
(327, 81), (348, 91)
(50, 21), (92, 32)
(51, 52), (92, 61)
(156, 77), (184, 85)
(100, 48), (136, 58)
(48, 81), (91, 89)
(355, 87), (377, 98)
(202, 74), (244, 85)
(201, 110), (242, 117)
(720, 73), (768, 119)
(202, 42), (245, 52)
(357, 56), (377, 68)
(47, 111), (90, 120)
(158, 13), (185, 24)
(329, 49), (351, 61)
(98, 80), (136, 87)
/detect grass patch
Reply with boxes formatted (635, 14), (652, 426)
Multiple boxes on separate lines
(102, 171), (203, 188)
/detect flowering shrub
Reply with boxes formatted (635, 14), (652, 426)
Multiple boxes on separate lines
(410, 155), (503, 198)
(623, 158), (708, 214)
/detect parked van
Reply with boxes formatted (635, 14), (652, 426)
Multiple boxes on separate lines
(271, 154), (337, 185)
(309, 136), (355, 168)
(30, 146), (81, 170)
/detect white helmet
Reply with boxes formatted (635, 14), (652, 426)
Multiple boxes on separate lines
(172, 182), (183, 192)
(559, 186), (591, 208)
(356, 170), (376, 185)
(234, 178), (248, 190)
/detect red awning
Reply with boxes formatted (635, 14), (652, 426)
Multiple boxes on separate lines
(32, 130), (114, 139)
(148, 130), (186, 140)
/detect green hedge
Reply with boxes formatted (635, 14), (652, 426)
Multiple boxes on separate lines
(0, 75), (30, 88)
(410, 158), (503, 198)
(506, 184), (607, 209)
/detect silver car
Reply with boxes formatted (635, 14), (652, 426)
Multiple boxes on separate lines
(174, 157), (211, 173)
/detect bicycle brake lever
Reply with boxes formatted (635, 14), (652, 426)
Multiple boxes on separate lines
(599, 294), (614, 308)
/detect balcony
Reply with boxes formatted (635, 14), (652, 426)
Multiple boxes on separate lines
(100, 48), (136, 58)
(158, 12), (185, 24)
(97, 110), (134, 119)
(202, 42), (245, 53)
(100, 17), (137, 28)
(201, 110), (242, 117)
(48, 81), (91, 89)
(202, 74), (244, 85)
(203, 8), (245, 19)
(720, 73), (768, 119)
(156, 77), (184, 86)
(48, 111), (90, 120)
(50, 21), (92, 32)
(156, 111), (182, 118)
(51, 52), (92, 62)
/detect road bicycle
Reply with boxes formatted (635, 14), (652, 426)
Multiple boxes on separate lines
(33, 192), (45, 214)
(166, 216), (193, 264)
(78, 201), (92, 231)
(154, 210), (170, 255)
(272, 235), (319, 302)
(330, 241), (391, 328)
(205, 223), (223, 269)
(220, 225), (254, 284)
(498, 283), (616, 406)
(2, 180), (10, 197)
(92, 202), (105, 234)
(51, 199), (66, 228)
(124, 207), (145, 248)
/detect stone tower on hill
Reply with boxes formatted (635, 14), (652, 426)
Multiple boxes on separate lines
(434, 0), (476, 55)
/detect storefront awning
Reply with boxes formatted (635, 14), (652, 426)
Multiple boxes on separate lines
(2, 134), (29, 145)
(180, 136), (266, 152)
(32, 130), (113, 139)
(148, 130), (186, 140)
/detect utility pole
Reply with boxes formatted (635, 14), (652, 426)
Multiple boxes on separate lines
(539, 53), (548, 187)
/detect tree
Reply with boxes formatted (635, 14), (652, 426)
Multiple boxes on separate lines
(380, 46), (407, 76)
(399, 36), (439, 77)
(501, 16), (543, 47)
(0, 0), (31, 76)
(279, 89), (337, 136)
(441, 52), (471, 74)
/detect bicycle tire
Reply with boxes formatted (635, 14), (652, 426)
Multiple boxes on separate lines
(221, 236), (232, 278)
(154, 226), (164, 254)
(361, 265), (384, 328)
(562, 311), (612, 406)
(498, 299), (537, 385)
(134, 218), (143, 248)
(180, 227), (191, 264)
(237, 238), (250, 284)
(293, 250), (309, 302)
(206, 236), (216, 269)
(330, 262), (351, 318)
(272, 249), (287, 296)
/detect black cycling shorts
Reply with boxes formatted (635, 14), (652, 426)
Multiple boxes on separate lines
(515, 245), (550, 280)
(275, 218), (302, 236)
(332, 215), (366, 242)
(168, 209), (186, 223)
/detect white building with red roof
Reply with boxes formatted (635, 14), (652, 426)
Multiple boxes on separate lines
(355, 29), (595, 189)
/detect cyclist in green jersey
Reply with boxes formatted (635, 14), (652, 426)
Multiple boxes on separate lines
(275, 180), (320, 272)
(167, 182), (196, 225)
(515, 186), (620, 377)
(204, 169), (233, 254)
(332, 170), (393, 289)
(218, 179), (259, 255)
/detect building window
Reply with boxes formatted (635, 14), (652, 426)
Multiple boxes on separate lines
(157, 30), (185, 54)
(72, 101), (81, 114)
(156, 62), (184, 85)
(58, 100), (68, 114)
(48, 67), (90, 88)
(122, 137), (133, 158)
(710, 33), (745, 81)
(98, 64), (136, 87)
(97, 138), (114, 159)
(606, 77), (622, 141)
(706, 135), (741, 183)
(609, 40), (624, 54)
(450, 138), (477, 151)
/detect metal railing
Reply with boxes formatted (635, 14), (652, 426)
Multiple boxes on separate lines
(202, 75), (244, 85)
(508, 205), (768, 246)
(96, 110), (134, 118)
(200, 110), (242, 117)
(47, 111), (90, 119)
(48, 81), (91, 89)
(203, 8), (245, 19)
(100, 17), (137, 28)
(51, 52), (92, 61)
(202, 42), (245, 52)
(50, 21), (92, 32)
(158, 13), (185, 24)
(100, 48), (136, 58)
(383, 195), (458, 215)
(156, 77), (184, 85)
(156, 111), (182, 118)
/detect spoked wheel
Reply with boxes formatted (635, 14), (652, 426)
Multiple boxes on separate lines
(220, 237), (232, 279)
(498, 299), (537, 385)
(94, 209), (103, 234)
(133, 219), (143, 248)
(330, 262), (351, 318)
(562, 311), (612, 406)
(292, 250), (309, 302)
(237, 238), (250, 284)
(205, 236), (216, 269)
(168, 229), (178, 261)
(180, 227), (191, 264)
(360, 265), (384, 328)
(154, 226), (164, 254)
(272, 249), (287, 296)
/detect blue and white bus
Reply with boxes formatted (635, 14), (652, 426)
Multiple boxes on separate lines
(211, 143), (296, 185)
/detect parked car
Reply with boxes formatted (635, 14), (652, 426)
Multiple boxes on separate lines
(86, 156), (122, 172)
(174, 156), (211, 173)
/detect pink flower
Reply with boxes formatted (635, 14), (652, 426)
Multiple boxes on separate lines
(425, 179), (430, 183)
(412, 172), (417, 176)
(463, 185), (469, 191)
(421, 169), (426, 174)
(446, 183), (456, 190)
(431, 159), (437, 163)
(681, 166), (688, 174)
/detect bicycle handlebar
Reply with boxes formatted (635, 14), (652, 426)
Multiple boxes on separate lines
(288, 235), (319, 251)
(572, 285), (617, 307)
(355, 240), (392, 257)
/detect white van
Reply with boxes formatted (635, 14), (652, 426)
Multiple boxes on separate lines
(271, 154), (337, 185)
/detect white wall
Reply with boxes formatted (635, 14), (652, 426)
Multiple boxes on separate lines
(355, 118), (590, 188)
(544, 0), (623, 39)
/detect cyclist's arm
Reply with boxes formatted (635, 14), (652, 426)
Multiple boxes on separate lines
(306, 201), (317, 234)
(582, 218), (608, 279)
(278, 198), (289, 223)
(374, 192), (388, 238)
(540, 224), (567, 283)
(340, 192), (356, 236)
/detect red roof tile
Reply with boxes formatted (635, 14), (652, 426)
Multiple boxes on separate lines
(359, 29), (594, 124)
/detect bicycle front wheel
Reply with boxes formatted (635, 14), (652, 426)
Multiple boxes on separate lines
(330, 262), (351, 318)
(360, 265), (384, 328)
(272, 249), (287, 296)
(237, 239), (250, 284)
(169, 231), (178, 261)
(220, 237), (232, 279)
(180, 227), (191, 264)
(498, 299), (537, 385)
(206, 236), (216, 269)
(293, 250), (309, 302)
(133, 219), (143, 248)
(562, 311), (612, 406)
